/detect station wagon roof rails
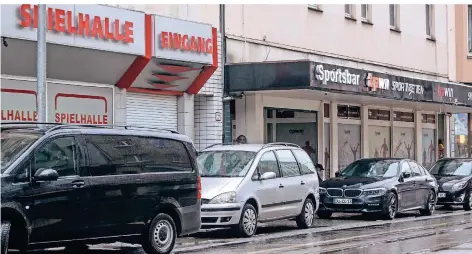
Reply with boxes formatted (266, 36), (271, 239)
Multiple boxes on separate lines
(261, 142), (301, 149)
(202, 143), (224, 150)
(115, 125), (180, 134)
(1, 122), (63, 132)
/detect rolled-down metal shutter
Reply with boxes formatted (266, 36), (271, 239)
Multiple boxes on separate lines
(126, 92), (177, 130)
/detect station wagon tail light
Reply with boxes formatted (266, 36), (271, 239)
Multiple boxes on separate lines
(197, 176), (202, 200)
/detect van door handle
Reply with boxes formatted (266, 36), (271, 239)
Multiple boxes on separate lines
(301, 181), (306, 185)
(279, 184), (284, 188)
(71, 180), (85, 188)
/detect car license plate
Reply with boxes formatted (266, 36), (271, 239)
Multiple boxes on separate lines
(334, 198), (352, 204)
(438, 193), (446, 198)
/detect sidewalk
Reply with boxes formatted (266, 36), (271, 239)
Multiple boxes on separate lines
(433, 242), (472, 253)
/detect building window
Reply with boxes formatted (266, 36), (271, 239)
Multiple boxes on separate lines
(308, 4), (322, 12)
(361, 4), (369, 21)
(426, 4), (435, 38)
(389, 4), (400, 30)
(345, 4), (355, 18)
(468, 5), (472, 54)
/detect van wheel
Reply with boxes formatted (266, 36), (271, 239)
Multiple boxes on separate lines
(464, 190), (472, 211)
(316, 211), (332, 219)
(1, 221), (11, 254)
(296, 198), (315, 229)
(236, 204), (258, 237)
(420, 190), (436, 216)
(142, 213), (177, 254)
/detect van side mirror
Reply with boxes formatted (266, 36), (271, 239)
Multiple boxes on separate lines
(33, 168), (59, 182)
(260, 172), (276, 180)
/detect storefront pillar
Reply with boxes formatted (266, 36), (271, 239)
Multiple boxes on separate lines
(445, 113), (451, 157)
(415, 110), (422, 165)
(114, 87), (127, 126)
(317, 101), (325, 168)
(330, 102), (338, 177)
(361, 105), (369, 158)
(178, 93), (195, 140)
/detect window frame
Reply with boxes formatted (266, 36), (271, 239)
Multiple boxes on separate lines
(361, 4), (371, 23)
(389, 4), (400, 31)
(254, 150), (281, 179)
(83, 134), (195, 177)
(308, 4), (323, 12)
(274, 149), (302, 178)
(292, 149), (316, 175)
(468, 5), (472, 55)
(407, 161), (423, 177)
(425, 4), (435, 39)
(345, 4), (356, 20)
(401, 161), (413, 175)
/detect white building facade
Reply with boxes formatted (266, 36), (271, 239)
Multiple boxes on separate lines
(223, 4), (472, 178)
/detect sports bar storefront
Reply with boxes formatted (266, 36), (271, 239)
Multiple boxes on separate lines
(225, 60), (472, 178)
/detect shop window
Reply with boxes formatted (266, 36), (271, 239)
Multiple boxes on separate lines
(393, 111), (414, 123)
(338, 105), (360, 120)
(324, 103), (330, 118)
(425, 4), (435, 39)
(370, 126), (391, 159)
(276, 110), (295, 118)
(393, 127), (415, 159)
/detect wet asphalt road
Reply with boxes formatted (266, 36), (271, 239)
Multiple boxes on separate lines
(30, 206), (472, 254)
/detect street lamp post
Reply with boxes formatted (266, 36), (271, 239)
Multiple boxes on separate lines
(37, 4), (47, 126)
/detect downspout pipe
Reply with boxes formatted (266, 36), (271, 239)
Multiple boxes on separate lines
(220, 4), (232, 144)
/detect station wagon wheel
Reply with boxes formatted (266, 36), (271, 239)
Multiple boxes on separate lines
(142, 213), (177, 254)
(464, 189), (472, 211)
(420, 190), (436, 216)
(237, 204), (258, 237)
(296, 198), (315, 229)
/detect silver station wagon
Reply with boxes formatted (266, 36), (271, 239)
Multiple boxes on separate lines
(197, 143), (320, 237)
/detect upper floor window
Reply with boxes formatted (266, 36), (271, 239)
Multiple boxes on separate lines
(308, 4), (322, 12)
(345, 4), (355, 19)
(468, 5), (472, 54)
(361, 4), (371, 22)
(389, 4), (400, 30)
(426, 4), (435, 38)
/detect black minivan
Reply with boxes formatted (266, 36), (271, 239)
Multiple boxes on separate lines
(1, 123), (201, 254)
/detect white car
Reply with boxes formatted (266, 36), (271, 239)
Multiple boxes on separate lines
(197, 143), (320, 237)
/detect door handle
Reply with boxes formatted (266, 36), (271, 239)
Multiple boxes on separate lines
(301, 181), (306, 185)
(71, 180), (85, 188)
(279, 184), (284, 188)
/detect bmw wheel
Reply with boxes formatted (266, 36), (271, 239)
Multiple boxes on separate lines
(464, 189), (472, 211)
(236, 203), (258, 237)
(296, 198), (315, 229)
(382, 192), (397, 220)
(142, 213), (177, 254)
(420, 190), (436, 216)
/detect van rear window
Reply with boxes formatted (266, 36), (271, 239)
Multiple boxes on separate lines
(84, 135), (193, 176)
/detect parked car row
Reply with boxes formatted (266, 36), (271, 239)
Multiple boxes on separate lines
(1, 123), (471, 254)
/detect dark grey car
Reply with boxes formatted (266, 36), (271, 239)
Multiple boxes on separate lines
(318, 158), (438, 220)
(1, 123), (201, 254)
(430, 158), (472, 211)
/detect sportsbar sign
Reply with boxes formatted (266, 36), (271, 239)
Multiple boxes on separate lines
(19, 4), (134, 43)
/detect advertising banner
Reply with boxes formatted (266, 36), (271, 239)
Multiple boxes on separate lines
(338, 124), (361, 171)
(1, 78), (113, 124)
(369, 126), (391, 158)
(393, 127), (415, 159)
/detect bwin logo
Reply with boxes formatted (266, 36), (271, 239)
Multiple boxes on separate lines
(468, 92), (472, 101)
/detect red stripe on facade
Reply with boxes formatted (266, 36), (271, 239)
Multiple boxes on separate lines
(148, 83), (178, 90)
(115, 14), (152, 89)
(186, 27), (218, 95)
(153, 74), (187, 82)
(1, 88), (38, 106)
(127, 87), (184, 96)
(158, 64), (200, 73)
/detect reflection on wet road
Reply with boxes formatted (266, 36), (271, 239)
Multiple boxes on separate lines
(29, 208), (472, 254)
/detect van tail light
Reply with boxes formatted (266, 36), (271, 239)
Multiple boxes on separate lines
(197, 176), (202, 200)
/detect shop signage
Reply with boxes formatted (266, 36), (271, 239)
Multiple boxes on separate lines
(225, 60), (472, 108)
(393, 111), (414, 122)
(368, 109), (390, 121)
(160, 31), (212, 54)
(1, 78), (113, 125)
(1, 4), (145, 55)
(314, 64), (360, 86)
(19, 4), (134, 43)
(153, 15), (214, 65)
